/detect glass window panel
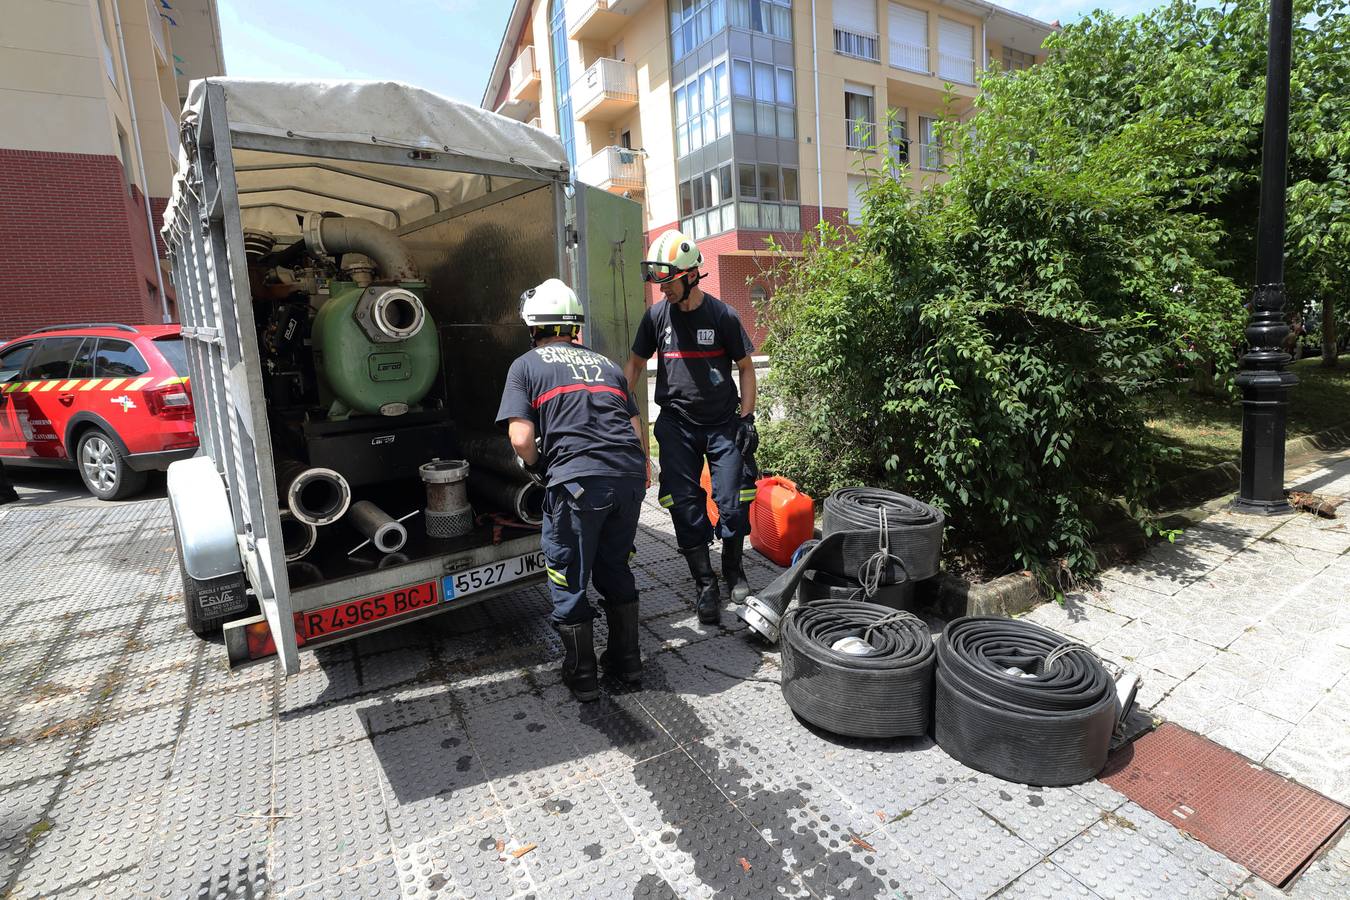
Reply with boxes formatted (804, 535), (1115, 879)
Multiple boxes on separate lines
(717, 100), (731, 137)
(703, 109), (717, 145)
(740, 200), (760, 229)
(777, 107), (795, 138)
(677, 124), (689, 156)
(693, 174), (706, 210)
(712, 0), (725, 31)
(715, 61), (729, 101)
(776, 68), (795, 105)
(781, 167), (799, 202)
(732, 59), (752, 97)
(762, 202), (781, 230)
(733, 99), (755, 132)
(722, 202), (736, 231)
(705, 171), (718, 206)
(782, 205), (800, 231)
(738, 163), (757, 198)
(719, 164), (733, 202)
(701, 70), (714, 109)
(758, 163), (779, 202)
(754, 62), (774, 101)
(675, 85), (686, 122)
(756, 101), (775, 136)
(93, 339), (149, 377)
(26, 338), (84, 380)
(680, 180), (694, 217)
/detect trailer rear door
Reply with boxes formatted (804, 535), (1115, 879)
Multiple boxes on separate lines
(572, 184), (647, 404)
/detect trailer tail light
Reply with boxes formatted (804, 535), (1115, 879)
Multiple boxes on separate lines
(244, 620), (278, 659)
(145, 384), (193, 420)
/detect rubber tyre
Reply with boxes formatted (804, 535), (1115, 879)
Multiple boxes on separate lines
(76, 428), (148, 501)
(172, 513), (247, 637)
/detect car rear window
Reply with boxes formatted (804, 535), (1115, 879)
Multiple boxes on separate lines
(153, 337), (189, 376)
(93, 339), (149, 377)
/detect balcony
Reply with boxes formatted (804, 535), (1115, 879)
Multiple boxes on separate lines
(845, 120), (877, 151)
(834, 28), (880, 62)
(146, 0), (169, 66)
(889, 40), (928, 75)
(937, 52), (976, 85)
(508, 45), (541, 103)
(918, 142), (945, 171)
(567, 0), (647, 43)
(573, 58), (638, 122)
(575, 146), (645, 194)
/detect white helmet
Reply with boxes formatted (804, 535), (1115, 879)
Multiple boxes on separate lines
(519, 278), (584, 327)
(642, 229), (703, 284)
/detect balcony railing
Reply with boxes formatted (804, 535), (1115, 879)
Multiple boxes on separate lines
(834, 28), (880, 62)
(576, 146), (645, 193)
(846, 120), (877, 151)
(508, 46), (540, 102)
(937, 52), (975, 85)
(889, 40), (928, 74)
(146, 0), (168, 64)
(527, 117), (543, 131)
(918, 142), (945, 171)
(573, 58), (638, 121)
(568, 0), (647, 43)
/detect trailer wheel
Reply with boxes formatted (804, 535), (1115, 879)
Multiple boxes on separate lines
(172, 514), (249, 637)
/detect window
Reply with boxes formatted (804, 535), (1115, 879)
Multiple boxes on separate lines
(750, 284), (768, 308)
(937, 18), (975, 84)
(93, 339), (149, 378)
(731, 58), (796, 140)
(888, 4), (928, 73)
(0, 342), (35, 383)
(1002, 47), (1035, 72)
(154, 337), (189, 376)
(674, 56), (732, 157)
(671, 0), (729, 61)
(847, 174), (867, 222)
(26, 338), (86, 380)
(678, 162), (736, 239)
(728, 0), (791, 39)
(94, 0), (118, 86)
(735, 164), (800, 232)
(844, 83), (875, 150)
(549, 0), (575, 167)
(116, 126), (133, 194)
(888, 108), (909, 174)
(834, 0), (879, 61)
(782, 167), (799, 202)
(738, 164), (757, 198)
(919, 115), (944, 171)
(620, 130), (632, 150)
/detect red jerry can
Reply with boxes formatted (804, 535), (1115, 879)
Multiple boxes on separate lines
(749, 476), (814, 567)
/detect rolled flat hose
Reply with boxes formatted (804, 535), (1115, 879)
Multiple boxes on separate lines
(934, 616), (1118, 786)
(797, 569), (915, 611)
(780, 601), (935, 738)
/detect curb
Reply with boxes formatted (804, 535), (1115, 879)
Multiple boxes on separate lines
(919, 422), (1350, 621)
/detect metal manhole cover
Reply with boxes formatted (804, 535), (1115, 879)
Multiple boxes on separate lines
(1101, 722), (1349, 886)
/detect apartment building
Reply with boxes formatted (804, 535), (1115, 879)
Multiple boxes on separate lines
(483, 0), (1052, 342)
(0, 0), (225, 339)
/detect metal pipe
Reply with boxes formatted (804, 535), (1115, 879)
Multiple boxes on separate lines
(468, 469), (544, 526)
(278, 510), (317, 561)
(460, 431), (531, 483)
(303, 213), (420, 281)
(347, 500), (408, 554)
(111, 0), (171, 324)
(276, 459), (352, 525)
(811, 0), (825, 224)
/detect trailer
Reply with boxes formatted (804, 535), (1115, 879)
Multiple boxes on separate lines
(161, 79), (645, 674)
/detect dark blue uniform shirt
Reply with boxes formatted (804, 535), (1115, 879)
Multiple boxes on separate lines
(496, 342), (645, 487)
(631, 293), (754, 426)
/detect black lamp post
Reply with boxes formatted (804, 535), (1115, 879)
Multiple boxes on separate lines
(1234, 0), (1298, 515)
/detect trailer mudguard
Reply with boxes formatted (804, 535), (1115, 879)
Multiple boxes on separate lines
(167, 456), (244, 581)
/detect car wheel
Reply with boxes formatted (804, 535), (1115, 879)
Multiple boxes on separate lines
(76, 428), (148, 500)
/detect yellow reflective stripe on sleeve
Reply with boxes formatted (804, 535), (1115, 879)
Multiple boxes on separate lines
(658, 495), (674, 508)
(38, 380), (60, 392)
(81, 379), (101, 391)
(101, 378), (126, 391)
(59, 379), (80, 391)
(738, 489), (758, 502)
(545, 566), (568, 586)
(127, 377), (152, 390)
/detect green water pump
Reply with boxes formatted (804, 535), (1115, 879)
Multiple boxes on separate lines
(311, 280), (440, 419)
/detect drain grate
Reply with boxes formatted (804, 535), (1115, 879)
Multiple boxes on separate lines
(1101, 722), (1350, 887)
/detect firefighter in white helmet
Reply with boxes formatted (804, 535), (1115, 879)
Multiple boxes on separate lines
(623, 230), (758, 626)
(496, 278), (648, 702)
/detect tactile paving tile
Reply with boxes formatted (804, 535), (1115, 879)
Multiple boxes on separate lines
(279, 658), (361, 712)
(561, 702), (678, 775)
(887, 793), (1042, 899)
(171, 697), (272, 774)
(98, 665), (193, 716)
(682, 736), (801, 803)
(0, 775), (61, 887)
(137, 788), (271, 900)
(503, 776), (638, 885)
(958, 774), (1104, 854)
(80, 702), (181, 764)
(1068, 778), (1129, 812)
(15, 747), (173, 896)
(601, 748), (735, 833)
(354, 682), (457, 737)
(286, 855), (400, 898)
(446, 666), (534, 710)
(272, 741), (391, 892)
(1050, 818), (1231, 900)
(463, 696), (594, 808)
(735, 784), (863, 869)
(372, 717), (501, 845)
(795, 830), (958, 900)
(0, 693), (96, 746)
(994, 860), (1104, 899)
(1100, 721), (1350, 886)
(392, 815), (536, 899)
(360, 646), (433, 692)
(639, 806), (809, 899)
(1109, 800), (1250, 890)
(0, 734), (75, 790)
(277, 695), (374, 761)
(529, 841), (678, 899)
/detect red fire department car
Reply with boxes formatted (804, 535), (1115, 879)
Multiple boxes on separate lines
(0, 323), (198, 499)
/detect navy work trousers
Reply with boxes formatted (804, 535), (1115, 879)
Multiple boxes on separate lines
(654, 412), (755, 550)
(540, 474), (645, 626)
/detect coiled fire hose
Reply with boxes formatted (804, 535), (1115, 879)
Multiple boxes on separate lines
(780, 602), (935, 738)
(739, 489), (944, 642)
(934, 617), (1118, 786)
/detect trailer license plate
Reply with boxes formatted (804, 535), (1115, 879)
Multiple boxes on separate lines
(444, 550), (547, 601)
(297, 581), (438, 641)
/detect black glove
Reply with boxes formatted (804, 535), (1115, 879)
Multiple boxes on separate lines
(734, 413), (758, 456)
(517, 438), (547, 487)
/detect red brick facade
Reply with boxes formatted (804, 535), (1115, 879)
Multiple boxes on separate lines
(643, 205), (848, 348)
(0, 148), (172, 341)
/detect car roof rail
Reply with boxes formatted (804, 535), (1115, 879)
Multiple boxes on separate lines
(29, 323), (139, 335)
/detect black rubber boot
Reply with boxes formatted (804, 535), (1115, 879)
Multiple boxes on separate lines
(556, 621), (600, 702)
(722, 535), (751, 604)
(600, 603), (642, 683)
(684, 546), (721, 625)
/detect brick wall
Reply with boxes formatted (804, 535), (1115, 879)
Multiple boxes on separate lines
(0, 149), (171, 341)
(641, 206), (848, 348)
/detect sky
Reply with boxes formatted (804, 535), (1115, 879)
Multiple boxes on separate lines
(215, 1), (1171, 107)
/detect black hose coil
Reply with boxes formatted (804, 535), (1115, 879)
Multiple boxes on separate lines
(934, 616), (1118, 786)
(797, 569), (916, 611)
(780, 601), (935, 738)
(822, 488), (944, 582)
